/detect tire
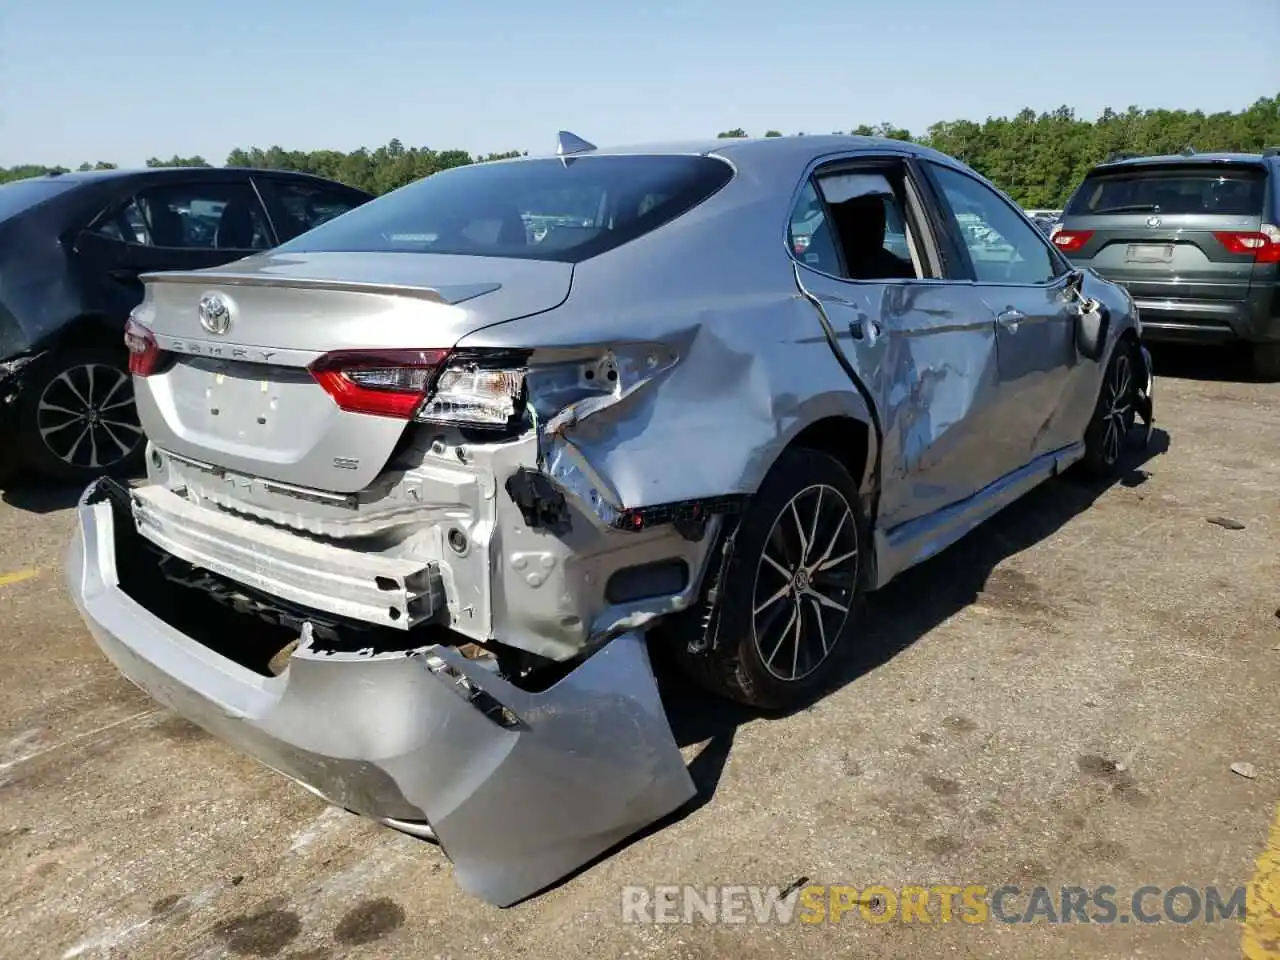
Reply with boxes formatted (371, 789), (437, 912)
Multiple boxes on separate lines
(15, 346), (144, 482)
(1078, 338), (1139, 479)
(1251, 342), (1280, 381)
(671, 447), (867, 711)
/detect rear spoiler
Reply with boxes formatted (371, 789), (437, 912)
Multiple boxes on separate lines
(136, 269), (500, 306)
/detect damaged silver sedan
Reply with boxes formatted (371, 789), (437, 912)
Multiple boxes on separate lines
(67, 132), (1153, 906)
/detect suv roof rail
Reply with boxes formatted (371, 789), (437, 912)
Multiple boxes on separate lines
(1263, 145), (1280, 159)
(1178, 144), (1197, 157)
(1105, 151), (1140, 163)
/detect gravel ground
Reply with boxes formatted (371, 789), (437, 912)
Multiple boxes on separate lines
(0, 346), (1276, 959)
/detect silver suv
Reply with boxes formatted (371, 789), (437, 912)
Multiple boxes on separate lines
(68, 133), (1153, 906)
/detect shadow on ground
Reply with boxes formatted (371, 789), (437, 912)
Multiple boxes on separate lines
(532, 430), (1171, 903)
(659, 427), (1172, 808)
(1148, 342), (1277, 384)
(0, 476), (89, 514)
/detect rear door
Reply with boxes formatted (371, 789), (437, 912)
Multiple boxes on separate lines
(74, 176), (276, 323)
(789, 153), (1008, 530)
(923, 161), (1082, 463)
(1055, 162), (1267, 307)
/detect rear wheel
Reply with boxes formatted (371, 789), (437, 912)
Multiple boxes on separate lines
(672, 447), (866, 711)
(1251, 342), (1280, 381)
(1078, 339), (1139, 479)
(16, 346), (144, 482)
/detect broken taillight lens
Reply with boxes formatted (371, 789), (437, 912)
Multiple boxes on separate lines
(309, 349), (451, 419)
(124, 317), (163, 376)
(415, 366), (526, 427)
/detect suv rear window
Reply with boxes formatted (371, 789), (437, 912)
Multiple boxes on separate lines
(276, 155), (734, 263)
(1066, 165), (1265, 217)
(0, 177), (77, 222)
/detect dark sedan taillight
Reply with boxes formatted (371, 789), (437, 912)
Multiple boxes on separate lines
(124, 317), (163, 376)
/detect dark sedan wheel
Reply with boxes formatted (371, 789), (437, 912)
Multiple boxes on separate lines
(17, 347), (144, 482)
(1079, 340), (1138, 478)
(673, 447), (866, 710)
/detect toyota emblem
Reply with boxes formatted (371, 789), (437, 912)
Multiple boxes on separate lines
(1146, 215), (1162, 228)
(198, 293), (232, 335)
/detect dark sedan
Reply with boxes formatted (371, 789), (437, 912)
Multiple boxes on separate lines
(0, 167), (372, 481)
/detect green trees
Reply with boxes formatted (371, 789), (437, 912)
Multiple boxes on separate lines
(3, 95), (1277, 206)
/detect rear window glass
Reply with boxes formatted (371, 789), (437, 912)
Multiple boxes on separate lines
(275, 155), (734, 262)
(0, 177), (77, 222)
(1066, 166), (1265, 217)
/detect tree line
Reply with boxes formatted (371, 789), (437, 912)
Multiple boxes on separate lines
(3, 95), (1277, 208)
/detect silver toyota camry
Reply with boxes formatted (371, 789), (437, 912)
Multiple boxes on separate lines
(67, 132), (1154, 906)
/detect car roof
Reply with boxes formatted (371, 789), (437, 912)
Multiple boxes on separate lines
(494, 134), (968, 181)
(499, 133), (953, 162)
(15, 166), (370, 192)
(1092, 152), (1271, 171)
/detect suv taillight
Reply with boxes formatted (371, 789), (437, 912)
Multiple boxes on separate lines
(1213, 224), (1280, 263)
(309, 349), (451, 419)
(1051, 229), (1094, 254)
(124, 318), (163, 376)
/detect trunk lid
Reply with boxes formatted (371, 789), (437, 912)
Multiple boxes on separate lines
(132, 251), (571, 492)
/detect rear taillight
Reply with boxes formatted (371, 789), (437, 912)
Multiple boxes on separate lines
(124, 317), (163, 376)
(309, 349), (451, 419)
(416, 366), (526, 427)
(1213, 225), (1280, 263)
(1051, 229), (1094, 253)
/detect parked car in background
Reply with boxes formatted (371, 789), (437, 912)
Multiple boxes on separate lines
(1053, 148), (1280, 377)
(68, 133), (1153, 907)
(0, 167), (373, 481)
(1022, 209), (1062, 238)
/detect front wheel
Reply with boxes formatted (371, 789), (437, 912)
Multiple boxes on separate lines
(1078, 339), (1139, 479)
(672, 448), (866, 711)
(15, 346), (145, 482)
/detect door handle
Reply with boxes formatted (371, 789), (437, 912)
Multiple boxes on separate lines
(847, 317), (882, 341)
(996, 308), (1026, 330)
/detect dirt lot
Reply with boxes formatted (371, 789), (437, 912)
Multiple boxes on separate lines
(0, 346), (1277, 960)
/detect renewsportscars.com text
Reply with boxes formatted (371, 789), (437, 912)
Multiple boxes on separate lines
(621, 883), (1247, 926)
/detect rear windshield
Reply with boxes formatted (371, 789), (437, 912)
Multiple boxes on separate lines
(1066, 166), (1265, 217)
(276, 155), (734, 262)
(0, 177), (77, 222)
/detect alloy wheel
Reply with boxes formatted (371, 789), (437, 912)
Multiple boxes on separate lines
(751, 484), (859, 682)
(36, 363), (142, 470)
(1100, 351), (1134, 466)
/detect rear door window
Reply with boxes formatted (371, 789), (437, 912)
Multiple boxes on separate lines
(258, 179), (368, 241)
(276, 155), (734, 263)
(1066, 167), (1265, 217)
(96, 181), (274, 251)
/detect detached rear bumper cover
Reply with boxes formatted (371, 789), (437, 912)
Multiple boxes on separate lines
(67, 480), (695, 907)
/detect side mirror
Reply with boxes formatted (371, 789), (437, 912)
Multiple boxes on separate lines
(1075, 297), (1110, 362)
